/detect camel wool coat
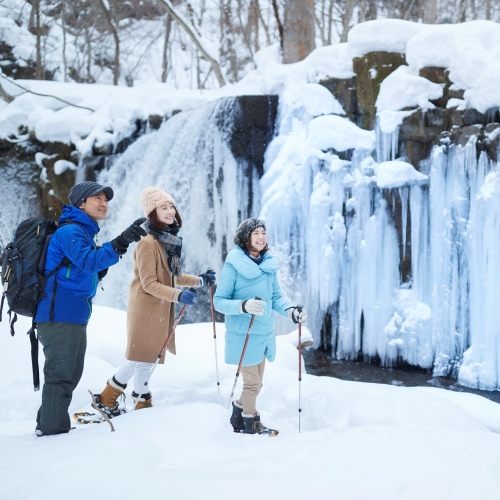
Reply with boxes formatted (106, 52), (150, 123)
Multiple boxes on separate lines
(125, 233), (199, 363)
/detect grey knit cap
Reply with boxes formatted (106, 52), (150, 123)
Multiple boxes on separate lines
(234, 218), (266, 249)
(68, 181), (114, 207)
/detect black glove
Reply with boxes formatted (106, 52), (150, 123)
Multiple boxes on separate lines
(98, 268), (108, 281)
(178, 288), (198, 306)
(111, 217), (147, 255)
(198, 269), (216, 287)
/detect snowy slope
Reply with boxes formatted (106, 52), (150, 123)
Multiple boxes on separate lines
(1, 306), (500, 499)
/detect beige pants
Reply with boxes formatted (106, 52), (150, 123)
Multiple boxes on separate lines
(238, 359), (266, 415)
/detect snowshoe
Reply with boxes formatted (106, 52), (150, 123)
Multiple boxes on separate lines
(91, 393), (127, 419)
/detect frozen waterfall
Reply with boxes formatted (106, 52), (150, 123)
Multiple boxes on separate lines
(94, 97), (265, 323)
(261, 83), (500, 391)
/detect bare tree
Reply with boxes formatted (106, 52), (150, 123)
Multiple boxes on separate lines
(161, 12), (173, 82)
(159, 0), (226, 86)
(28, 0), (45, 79)
(95, 0), (120, 85)
(271, 0), (284, 49)
(423, 0), (438, 23)
(283, 0), (316, 63)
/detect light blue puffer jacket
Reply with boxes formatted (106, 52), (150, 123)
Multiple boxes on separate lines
(213, 247), (292, 366)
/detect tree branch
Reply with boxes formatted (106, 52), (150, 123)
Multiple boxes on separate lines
(95, 0), (120, 85)
(0, 74), (95, 112)
(158, 0), (226, 87)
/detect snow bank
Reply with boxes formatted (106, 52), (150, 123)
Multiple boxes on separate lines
(307, 115), (375, 152)
(348, 19), (426, 58)
(2, 306), (500, 499)
(374, 160), (428, 189)
(376, 65), (443, 112)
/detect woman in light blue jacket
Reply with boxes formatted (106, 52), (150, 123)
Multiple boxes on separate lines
(214, 218), (307, 435)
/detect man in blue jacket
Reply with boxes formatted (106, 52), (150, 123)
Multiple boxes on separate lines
(35, 181), (146, 436)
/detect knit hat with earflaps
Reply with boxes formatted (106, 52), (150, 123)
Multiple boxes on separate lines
(234, 218), (266, 249)
(69, 181), (114, 207)
(140, 187), (176, 217)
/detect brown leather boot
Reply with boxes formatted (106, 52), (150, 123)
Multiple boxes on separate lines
(132, 391), (153, 410)
(92, 377), (127, 418)
(100, 377), (126, 407)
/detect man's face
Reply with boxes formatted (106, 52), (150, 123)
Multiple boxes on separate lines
(79, 191), (109, 221)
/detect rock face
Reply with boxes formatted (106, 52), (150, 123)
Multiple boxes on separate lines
(352, 51), (406, 130)
(320, 51), (500, 169)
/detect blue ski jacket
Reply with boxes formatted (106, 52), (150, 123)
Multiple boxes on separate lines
(213, 246), (292, 366)
(35, 204), (120, 325)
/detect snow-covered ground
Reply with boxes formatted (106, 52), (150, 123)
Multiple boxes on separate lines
(1, 305), (500, 499)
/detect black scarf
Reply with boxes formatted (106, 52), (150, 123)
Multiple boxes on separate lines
(144, 220), (183, 277)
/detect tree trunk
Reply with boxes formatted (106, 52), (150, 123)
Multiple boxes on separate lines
(34, 0), (43, 80)
(61, 14), (67, 82)
(423, 0), (437, 23)
(95, 0), (120, 85)
(271, 0), (284, 49)
(162, 13), (173, 82)
(283, 0), (315, 64)
(340, 0), (356, 43)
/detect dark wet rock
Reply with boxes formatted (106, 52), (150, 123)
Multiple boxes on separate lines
(483, 123), (500, 162)
(463, 108), (488, 126)
(353, 51), (406, 130)
(448, 88), (465, 100)
(419, 66), (450, 108)
(318, 77), (357, 121)
(446, 107), (464, 128)
(399, 109), (446, 167)
(148, 114), (164, 129)
(452, 124), (484, 147)
(93, 142), (114, 156)
(227, 95), (279, 178)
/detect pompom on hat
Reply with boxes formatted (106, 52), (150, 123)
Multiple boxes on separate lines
(140, 187), (176, 217)
(234, 218), (266, 249)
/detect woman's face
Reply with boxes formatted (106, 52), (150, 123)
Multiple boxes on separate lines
(156, 203), (176, 225)
(249, 227), (267, 252)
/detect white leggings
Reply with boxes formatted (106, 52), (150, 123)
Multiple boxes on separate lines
(114, 360), (155, 395)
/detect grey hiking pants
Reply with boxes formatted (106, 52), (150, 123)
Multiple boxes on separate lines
(36, 322), (87, 435)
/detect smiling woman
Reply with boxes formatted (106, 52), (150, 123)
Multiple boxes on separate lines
(92, 186), (215, 419)
(214, 217), (307, 436)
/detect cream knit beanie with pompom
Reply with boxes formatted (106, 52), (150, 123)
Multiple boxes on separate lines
(140, 187), (176, 217)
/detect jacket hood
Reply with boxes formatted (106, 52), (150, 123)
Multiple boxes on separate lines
(59, 204), (100, 235)
(225, 246), (277, 280)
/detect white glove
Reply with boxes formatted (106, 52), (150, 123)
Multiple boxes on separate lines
(288, 306), (307, 325)
(239, 298), (266, 316)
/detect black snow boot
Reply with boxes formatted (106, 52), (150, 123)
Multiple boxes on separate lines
(230, 401), (244, 432)
(242, 412), (279, 436)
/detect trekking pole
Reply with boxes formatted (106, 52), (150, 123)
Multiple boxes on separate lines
(297, 305), (303, 433)
(226, 296), (261, 409)
(208, 270), (222, 405)
(132, 288), (195, 410)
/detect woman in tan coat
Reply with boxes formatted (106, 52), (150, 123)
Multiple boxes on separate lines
(93, 187), (215, 416)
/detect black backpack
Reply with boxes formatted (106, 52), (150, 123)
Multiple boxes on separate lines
(1, 217), (71, 391)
